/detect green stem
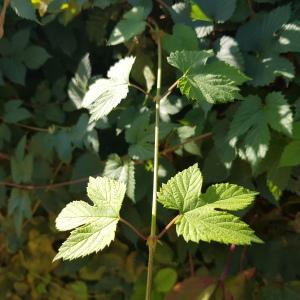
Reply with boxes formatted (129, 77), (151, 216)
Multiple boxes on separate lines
(145, 29), (162, 300)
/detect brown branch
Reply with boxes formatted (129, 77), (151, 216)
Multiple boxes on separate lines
(0, 0), (10, 39)
(157, 215), (180, 239)
(119, 217), (147, 241)
(15, 122), (49, 132)
(0, 177), (89, 190)
(160, 132), (213, 155)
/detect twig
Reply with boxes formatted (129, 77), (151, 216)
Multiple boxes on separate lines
(160, 132), (213, 155)
(119, 217), (147, 241)
(0, 0), (10, 39)
(0, 177), (89, 190)
(129, 83), (154, 99)
(157, 215), (180, 239)
(217, 244), (236, 295)
(0, 117), (49, 132)
(15, 122), (49, 132)
(188, 251), (195, 277)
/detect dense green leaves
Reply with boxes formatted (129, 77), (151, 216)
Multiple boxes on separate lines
(157, 164), (202, 212)
(54, 177), (126, 260)
(104, 154), (135, 201)
(68, 53), (91, 109)
(158, 164), (261, 245)
(108, 6), (148, 45)
(229, 93), (293, 168)
(167, 50), (248, 103)
(82, 56), (135, 121)
(163, 24), (198, 53)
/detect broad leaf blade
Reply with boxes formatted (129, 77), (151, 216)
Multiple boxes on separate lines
(54, 176), (126, 260)
(55, 201), (109, 231)
(82, 56), (135, 121)
(200, 183), (257, 210)
(87, 176), (126, 215)
(54, 218), (118, 261)
(177, 206), (262, 245)
(157, 164), (202, 213)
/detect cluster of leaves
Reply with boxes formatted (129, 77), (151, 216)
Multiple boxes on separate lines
(1, 0), (300, 299)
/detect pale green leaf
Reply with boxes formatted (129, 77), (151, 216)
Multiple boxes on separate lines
(176, 206), (262, 244)
(55, 201), (107, 231)
(54, 176), (126, 260)
(54, 218), (119, 260)
(87, 177), (126, 215)
(157, 164), (202, 213)
(200, 183), (258, 210)
(190, 2), (212, 22)
(82, 56), (135, 121)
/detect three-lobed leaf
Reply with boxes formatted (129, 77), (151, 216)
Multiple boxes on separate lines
(158, 164), (262, 245)
(167, 50), (248, 104)
(54, 177), (126, 261)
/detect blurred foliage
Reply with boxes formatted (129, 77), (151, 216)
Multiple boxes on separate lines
(0, 0), (300, 299)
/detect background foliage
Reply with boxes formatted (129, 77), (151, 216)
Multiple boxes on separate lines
(1, 0), (300, 299)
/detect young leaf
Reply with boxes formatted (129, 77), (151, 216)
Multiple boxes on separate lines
(158, 164), (262, 245)
(157, 164), (203, 213)
(176, 207), (262, 245)
(199, 183), (258, 210)
(229, 93), (293, 168)
(82, 56), (135, 121)
(54, 177), (126, 261)
(167, 50), (248, 103)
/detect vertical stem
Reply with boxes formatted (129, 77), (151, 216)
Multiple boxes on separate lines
(145, 29), (162, 300)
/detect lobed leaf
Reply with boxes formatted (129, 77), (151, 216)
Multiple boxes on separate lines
(54, 176), (126, 260)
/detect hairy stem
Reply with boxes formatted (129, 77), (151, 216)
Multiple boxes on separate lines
(145, 28), (162, 300)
